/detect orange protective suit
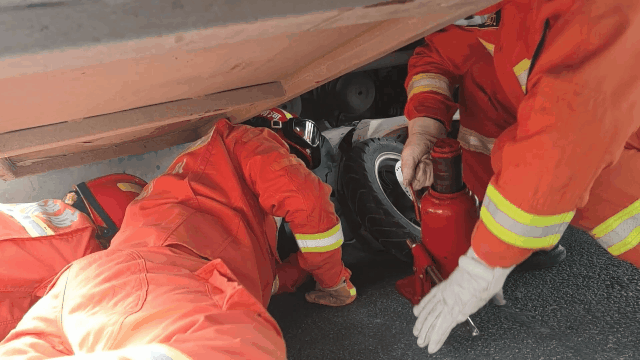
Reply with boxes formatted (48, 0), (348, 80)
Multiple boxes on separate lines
(0, 200), (102, 341)
(407, 0), (640, 269)
(0, 119), (350, 359)
(405, 23), (514, 201)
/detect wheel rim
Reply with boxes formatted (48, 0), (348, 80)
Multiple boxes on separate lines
(374, 152), (421, 229)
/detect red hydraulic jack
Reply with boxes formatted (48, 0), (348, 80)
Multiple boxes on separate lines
(395, 138), (480, 336)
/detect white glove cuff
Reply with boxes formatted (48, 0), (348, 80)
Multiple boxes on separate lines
(458, 247), (515, 294)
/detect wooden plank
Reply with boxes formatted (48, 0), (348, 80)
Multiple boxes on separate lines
(0, 158), (17, 181)
(0, 82), (284, 158)
(6, 128), (201, 180)
(11, 118), (212, 164)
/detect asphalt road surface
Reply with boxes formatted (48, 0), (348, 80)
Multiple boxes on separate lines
(268, 226), (640, 359)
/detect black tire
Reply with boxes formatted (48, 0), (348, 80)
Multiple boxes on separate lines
(341, 137), (420, 261)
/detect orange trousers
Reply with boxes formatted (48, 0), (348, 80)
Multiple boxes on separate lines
(464, 138), (640, 265)
(0, 246), (286, 360)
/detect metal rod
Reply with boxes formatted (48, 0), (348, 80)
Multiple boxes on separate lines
(426, 266), (480, 337)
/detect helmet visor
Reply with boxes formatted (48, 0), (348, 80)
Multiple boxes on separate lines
(290, 118), (320, 147)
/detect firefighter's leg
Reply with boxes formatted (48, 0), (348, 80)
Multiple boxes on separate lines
(0, 268), (73, 359)
(11, 247), (286, 360)
(572, 148), (640, 268)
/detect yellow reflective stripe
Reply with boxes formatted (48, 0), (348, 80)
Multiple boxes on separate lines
(591, 199), (640, 256)
(592, 199), (640, 238)
(295, 223), (340, 241)
(117, 183), (144, 194)
(485, 185), (574, 227)
(481, 185), (575, 249)
(299, 238), (344, 253)
(480, 207), (562, 248)
(295, 224), (344, 253)
(608, 228), (640, 256)
(407, 73), (451, 100)
(513, 58), (531, 93)
(349, 287), (357, 296)
(478, 38), (495, 56)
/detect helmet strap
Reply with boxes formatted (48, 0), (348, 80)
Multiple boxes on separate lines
(75, 181), (120, 249)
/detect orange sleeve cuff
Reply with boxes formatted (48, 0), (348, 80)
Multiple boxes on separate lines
(404, 92), (457, 131)
(471, 222), (536, 268)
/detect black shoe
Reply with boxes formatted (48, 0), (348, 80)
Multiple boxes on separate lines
(515, 244), (566, 272)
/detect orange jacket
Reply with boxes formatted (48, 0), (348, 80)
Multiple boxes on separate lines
(0, 200), (102, 340)
(111, 119), (347, 306)
(472, 0), (640, 266)
(407, 0), (640, 267)
(405, 23), (515, 200)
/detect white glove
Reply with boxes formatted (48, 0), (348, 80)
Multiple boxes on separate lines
(401, 117), (447, 190)
(412, 247), (515, 353)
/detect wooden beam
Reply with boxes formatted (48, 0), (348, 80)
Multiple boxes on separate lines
(0, 82), (285, 158)
(5, 127), (202, 180)
(0, 158), (16, 181)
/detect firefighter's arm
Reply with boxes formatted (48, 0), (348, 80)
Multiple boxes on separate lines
(404, 25), (479, 128)
(472, 0), (640, 267)
(230, 125), (342, 254)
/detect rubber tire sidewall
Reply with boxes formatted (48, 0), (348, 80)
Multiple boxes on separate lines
(341, 137), (420, 261)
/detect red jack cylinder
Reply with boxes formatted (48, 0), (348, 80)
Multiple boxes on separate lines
(396, 138), (479, 305)
(421, 138), (479, 279)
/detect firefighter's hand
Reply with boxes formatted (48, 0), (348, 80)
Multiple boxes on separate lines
(401, 117), (447, 190)
(412, 248), (515, 353)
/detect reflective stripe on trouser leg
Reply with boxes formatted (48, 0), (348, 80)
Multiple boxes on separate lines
(294, 223), (344, 253)
(480, 184), (575, 248)
(591, 199), (640, 256)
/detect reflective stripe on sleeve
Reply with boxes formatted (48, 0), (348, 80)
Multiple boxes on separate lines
(295, 223), (344, 253)
(480, 184), (575, 248)
(591, 199), (640, 256)
(407, 73), (452, 100)
(457, 126), (495, 156)
(513, 58), (531, 93)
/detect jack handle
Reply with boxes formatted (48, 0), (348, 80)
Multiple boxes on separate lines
(425, 266), (480, 337)
(409, 185), (421, 222)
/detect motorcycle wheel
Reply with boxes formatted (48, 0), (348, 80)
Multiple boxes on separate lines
(341, 137), (420, 261)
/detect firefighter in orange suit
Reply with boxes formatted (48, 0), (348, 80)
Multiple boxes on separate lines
(0, 108), (355, 359)
(403, 19), (566, 272)
(0, 173), (148, 341)
(405, 0), (640, 353)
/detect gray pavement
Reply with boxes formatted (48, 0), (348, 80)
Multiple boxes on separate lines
(268, 226), (640, 360)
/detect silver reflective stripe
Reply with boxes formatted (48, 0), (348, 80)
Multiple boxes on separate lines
(295, 229), (343, 249)
(274, 216), (283, 229)
(457, 126), (495, 156)
(595, 213), (640, 249)
(407, 73), (451, 99)
(483, 196), (572, 239)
